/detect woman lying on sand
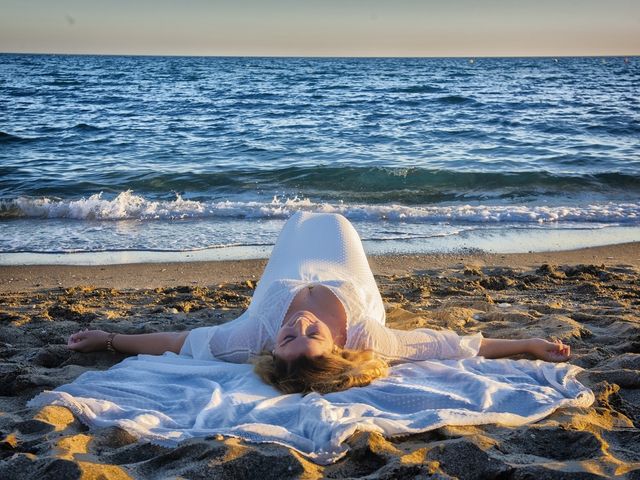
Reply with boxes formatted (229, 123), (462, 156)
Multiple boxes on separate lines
(68, 212), (571, 394)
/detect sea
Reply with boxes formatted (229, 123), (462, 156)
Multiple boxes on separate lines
(1, 54), (639, 265)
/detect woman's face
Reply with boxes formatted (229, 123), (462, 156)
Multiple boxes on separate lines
(274, 310), (335, 362)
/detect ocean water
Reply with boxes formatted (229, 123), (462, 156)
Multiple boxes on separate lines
(1, 54), (639, 264)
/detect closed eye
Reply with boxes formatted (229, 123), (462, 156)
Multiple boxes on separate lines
(281, 332), (322, 346)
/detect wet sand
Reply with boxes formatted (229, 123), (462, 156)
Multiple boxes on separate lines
(1, 243), (640, 479)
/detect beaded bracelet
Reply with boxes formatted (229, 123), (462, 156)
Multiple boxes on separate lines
(106, 332), (118, 353)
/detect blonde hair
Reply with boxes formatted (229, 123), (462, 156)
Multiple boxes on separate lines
(252, 347), (388, 395)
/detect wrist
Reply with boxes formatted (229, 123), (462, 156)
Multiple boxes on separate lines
(106, 332), (118, 353)
(523, 338), (535, 354)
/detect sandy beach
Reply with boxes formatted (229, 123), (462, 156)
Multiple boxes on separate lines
(1, 242), (639, 479)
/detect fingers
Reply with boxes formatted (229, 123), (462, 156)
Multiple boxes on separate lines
(69, 332), (84, 342)
(551, 339), (570, 358)
(67, 337), (83, 350)
(541, 338), (569, 361)
(558, 341), (570, 357)
(67, 329), (89, 348)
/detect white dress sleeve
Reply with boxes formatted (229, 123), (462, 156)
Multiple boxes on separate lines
(179, 312), (271, 363)
(180, 325), (216, 361)
(348, 319), (483, 363)
(180, 276), (300, 363)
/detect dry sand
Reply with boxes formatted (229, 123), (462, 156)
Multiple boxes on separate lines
(1, 242), (640, 479)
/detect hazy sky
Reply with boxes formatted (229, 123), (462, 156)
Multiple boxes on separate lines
(1, 0), (639, 57)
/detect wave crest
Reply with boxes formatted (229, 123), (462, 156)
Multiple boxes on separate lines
(0, 131), (37, 143)
(1, 191), (639, 225)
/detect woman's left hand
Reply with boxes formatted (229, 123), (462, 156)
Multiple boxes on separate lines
(528, 338), (571, 362)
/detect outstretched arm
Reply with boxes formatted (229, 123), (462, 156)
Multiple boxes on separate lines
(67, 329), (189, 355)
(478, 337), (570, 362)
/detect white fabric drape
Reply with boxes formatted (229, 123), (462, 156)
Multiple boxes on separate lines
(29, 353), (594, 464)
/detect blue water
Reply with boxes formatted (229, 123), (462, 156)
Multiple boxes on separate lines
(1, 54), (639, 262)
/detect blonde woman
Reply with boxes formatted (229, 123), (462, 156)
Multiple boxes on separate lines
(68, 212), (571, 394)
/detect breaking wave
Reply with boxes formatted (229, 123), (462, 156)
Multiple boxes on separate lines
(1, 191), (639, 225)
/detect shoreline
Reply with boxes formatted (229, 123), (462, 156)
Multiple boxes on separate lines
(3, 224), (640, 268)
(2, 241), (639, 293)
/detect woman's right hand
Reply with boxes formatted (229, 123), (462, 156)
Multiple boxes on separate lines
(67, 329), (110, 352)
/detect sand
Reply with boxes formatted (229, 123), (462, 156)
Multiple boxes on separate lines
(1, 242), (639, 479)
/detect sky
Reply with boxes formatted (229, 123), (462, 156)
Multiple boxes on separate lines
(1, 0), (639, 57)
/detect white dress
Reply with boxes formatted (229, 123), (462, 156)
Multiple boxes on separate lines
(180, 212), (483, 363)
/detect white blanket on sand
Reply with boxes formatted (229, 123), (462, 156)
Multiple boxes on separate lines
(29, 352), (594, 464)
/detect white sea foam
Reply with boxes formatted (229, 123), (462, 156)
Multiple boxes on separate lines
(1, 191), (639, 224)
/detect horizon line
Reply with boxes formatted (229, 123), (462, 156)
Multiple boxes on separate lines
(1, 51), (638, 59)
